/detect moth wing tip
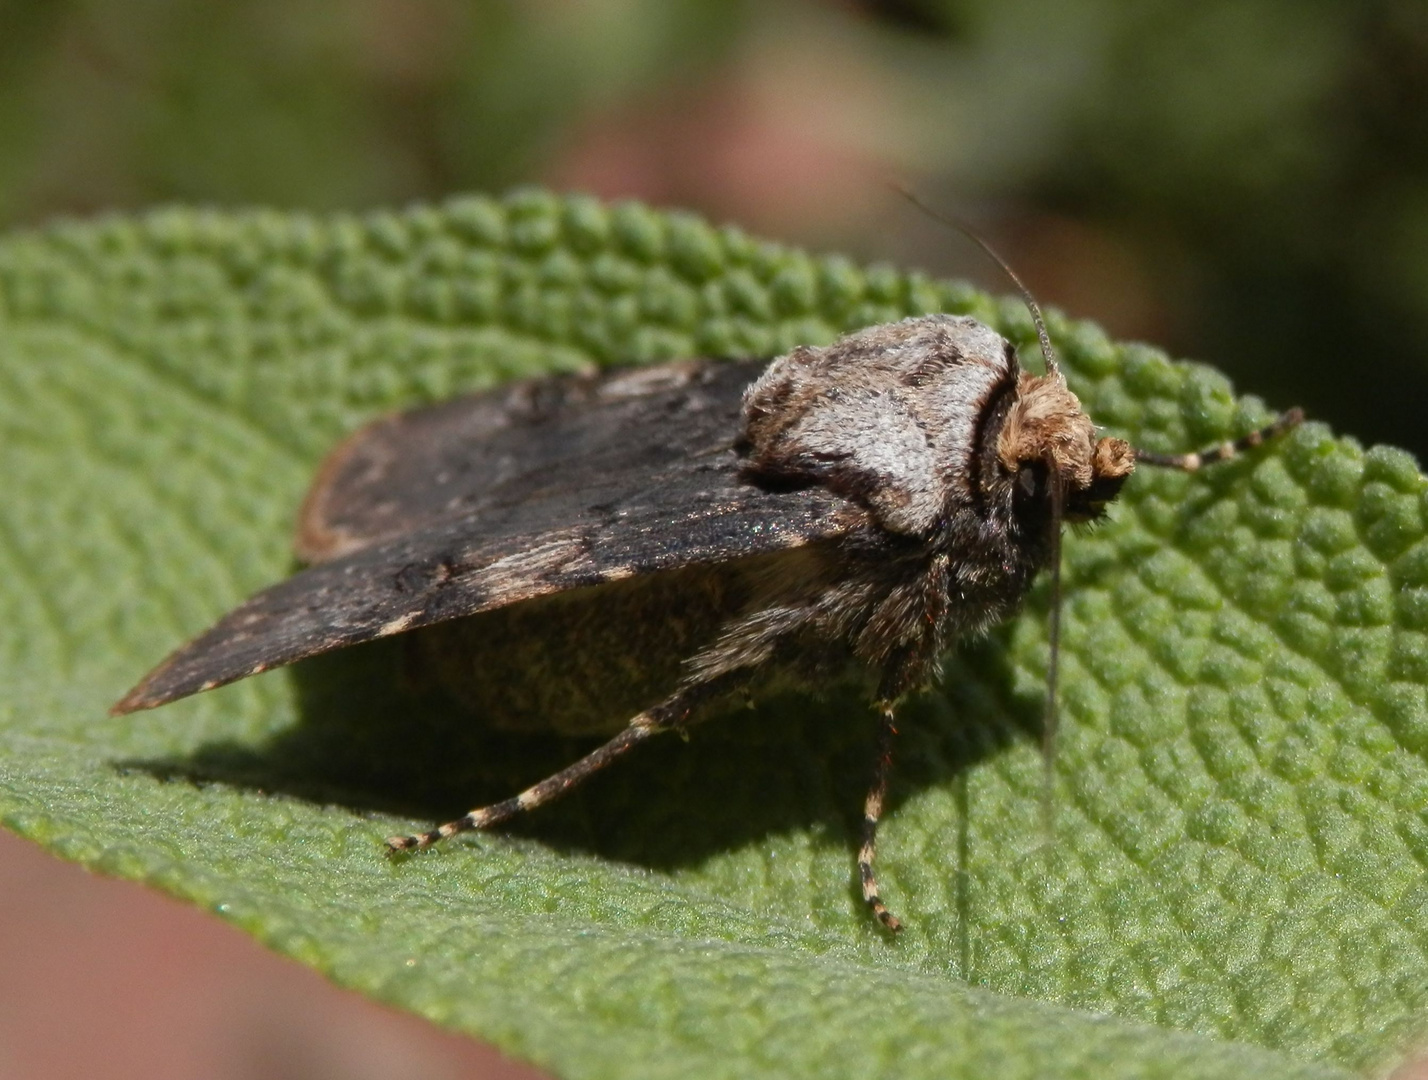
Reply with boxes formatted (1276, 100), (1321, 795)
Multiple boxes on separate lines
(110, 682), (161, 715)
(111, 663), (227, 715)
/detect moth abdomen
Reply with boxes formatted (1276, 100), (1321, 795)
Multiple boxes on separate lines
(414, 561), (748, 736)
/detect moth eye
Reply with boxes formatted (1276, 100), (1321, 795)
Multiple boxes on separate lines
(1018, 466), (1039, 497)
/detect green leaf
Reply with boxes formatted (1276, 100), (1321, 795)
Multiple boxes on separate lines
(0, 190), (1421, 1079)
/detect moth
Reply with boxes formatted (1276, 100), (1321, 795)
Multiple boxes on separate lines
(114, 290), (1300, 932)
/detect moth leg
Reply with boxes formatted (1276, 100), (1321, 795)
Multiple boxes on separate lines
(1134, 408), (1303, 471)
(859, 703), (903, 933)
(385, 710), (666, 852)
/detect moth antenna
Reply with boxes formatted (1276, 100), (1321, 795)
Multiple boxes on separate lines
(893, 183), (1071, 834)
(1041, 473), (1065, 839)
(890, 183), (1061, 378)
(1135, 408), (1305, 471)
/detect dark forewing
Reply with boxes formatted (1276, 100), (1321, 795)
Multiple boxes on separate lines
(115, 359), (865, 713)
(298, 359), (760, 562)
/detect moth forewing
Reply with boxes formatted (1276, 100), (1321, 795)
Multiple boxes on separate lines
(114, 310), (1301, 933)
(112, 359), (862, 716)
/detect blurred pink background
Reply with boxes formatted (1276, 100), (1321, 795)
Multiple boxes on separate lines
(6, 0), (1428, 1075)
(0, 829), (546, 1079)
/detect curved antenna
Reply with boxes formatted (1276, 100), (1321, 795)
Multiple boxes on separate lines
(893, 183), (1067, 838)
(890, 184), (1061, 379)
(1041, 474), (1064, 838)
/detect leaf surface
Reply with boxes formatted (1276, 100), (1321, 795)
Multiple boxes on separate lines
(2, 192), (1422, 1078)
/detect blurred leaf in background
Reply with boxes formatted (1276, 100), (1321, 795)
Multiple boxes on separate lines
(0, 0), (1425, 458)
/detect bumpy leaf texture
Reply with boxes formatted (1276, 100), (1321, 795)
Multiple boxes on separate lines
(1, 191), (1424, 1079)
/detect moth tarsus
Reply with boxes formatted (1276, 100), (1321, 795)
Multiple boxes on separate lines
(385, 715), (665, 852)
(116, 297), (1301, 933)
(858, 705), (902, 933)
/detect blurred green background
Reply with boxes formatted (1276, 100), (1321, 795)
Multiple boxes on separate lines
(3, 0), (1426, 458)
(2, 0), (1426, 459)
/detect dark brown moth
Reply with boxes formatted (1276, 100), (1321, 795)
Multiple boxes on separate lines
(114, 299), (1301, 932)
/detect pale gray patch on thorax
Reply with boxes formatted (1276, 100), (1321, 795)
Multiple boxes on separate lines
(740, 315), (1014, 536)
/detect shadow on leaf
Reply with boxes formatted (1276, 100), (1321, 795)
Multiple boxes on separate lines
(120, 629), (1036, 873)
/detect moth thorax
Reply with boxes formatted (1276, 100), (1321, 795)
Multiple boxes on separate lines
(739, 315), (1015, 537)
(998, 372), (1134, 522)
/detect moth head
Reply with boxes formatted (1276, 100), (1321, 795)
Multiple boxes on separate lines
(997, 370), (1134, 524)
